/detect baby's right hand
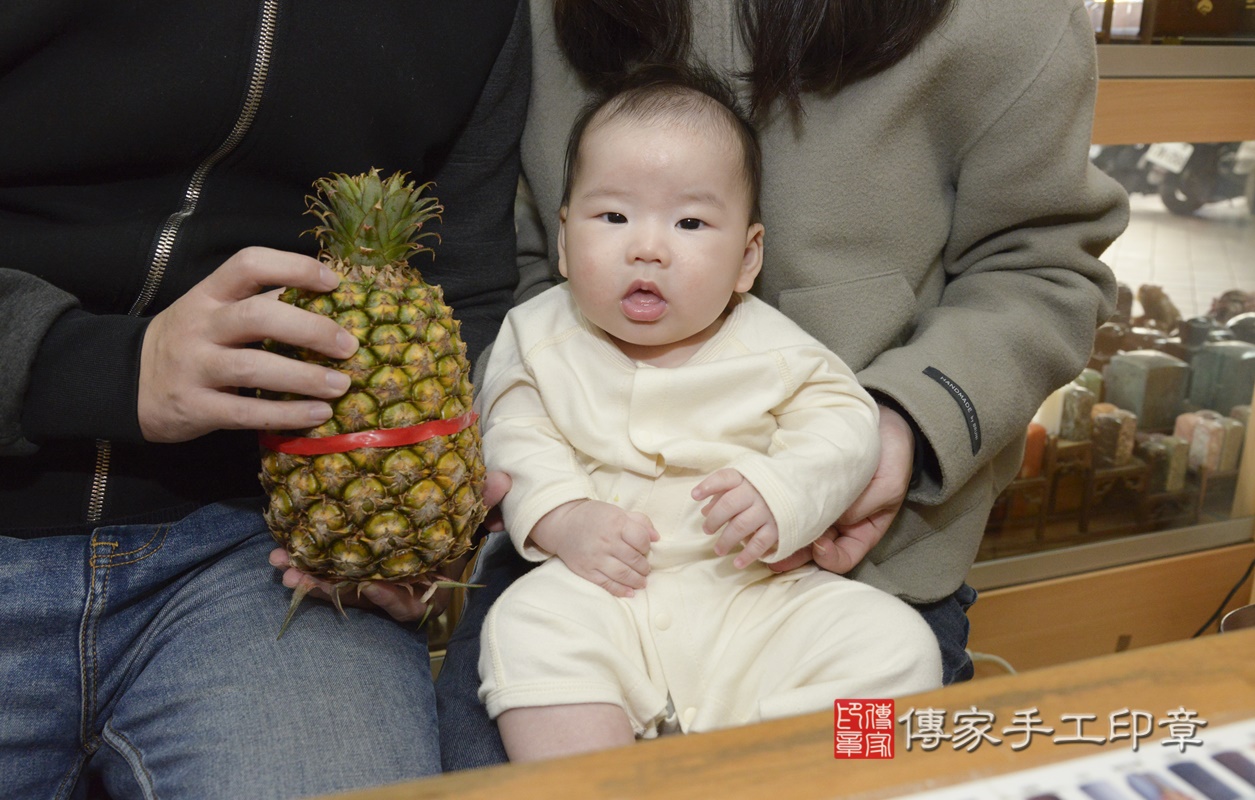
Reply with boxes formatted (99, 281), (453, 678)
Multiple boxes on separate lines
(529, 500), (659, 597)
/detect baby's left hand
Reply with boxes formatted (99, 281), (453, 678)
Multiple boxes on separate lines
(692, 469), (779, 568)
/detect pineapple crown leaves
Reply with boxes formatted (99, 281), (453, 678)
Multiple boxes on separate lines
(304, 168), (443, 268)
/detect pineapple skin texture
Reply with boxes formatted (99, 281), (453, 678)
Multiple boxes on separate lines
(260, 264), (487, 583)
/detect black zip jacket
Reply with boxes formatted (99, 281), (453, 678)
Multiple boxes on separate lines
(0, 0), (528, 533)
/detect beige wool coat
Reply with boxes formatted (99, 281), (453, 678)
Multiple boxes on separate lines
(513, 0), (1128, 603)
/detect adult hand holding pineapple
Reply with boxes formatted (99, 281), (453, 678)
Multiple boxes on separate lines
(139, 170), (499, 630)
(256, 169), (491, 633)
(138, 241), (483, 625)
(138, 248), (358, 442)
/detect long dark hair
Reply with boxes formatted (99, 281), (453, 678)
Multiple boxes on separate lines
(554, 0), (955, 115)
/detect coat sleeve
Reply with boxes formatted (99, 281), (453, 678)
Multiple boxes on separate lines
(856, 4), (1127, 504)
(477, 308), (596, 561)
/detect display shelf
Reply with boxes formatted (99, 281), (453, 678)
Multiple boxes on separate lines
(970, 413), (1253, 673)
(1093, 77), (1255, 144)
(970, 515), (1252, 590)
(1097, 43), (1255, 78)
(981, 432), (1246, 566)
(1092, 43), (1255, 144)
(966, 59), (1255, 636)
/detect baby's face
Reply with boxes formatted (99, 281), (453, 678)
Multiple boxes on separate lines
(558, 115), (762, 363)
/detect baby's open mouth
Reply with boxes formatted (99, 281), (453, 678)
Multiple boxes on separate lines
(621, 281), (667, 322)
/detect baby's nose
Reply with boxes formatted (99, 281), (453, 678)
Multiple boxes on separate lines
(628, 225), (668, 265)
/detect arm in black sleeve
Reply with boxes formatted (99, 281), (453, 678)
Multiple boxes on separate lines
(0, 269), (146, 455)
(19, 307), (150, 448)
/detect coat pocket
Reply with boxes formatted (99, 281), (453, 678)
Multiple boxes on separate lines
(775, 270), (917, 372)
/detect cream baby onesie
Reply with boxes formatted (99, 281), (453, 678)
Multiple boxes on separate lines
(477, 285), (942, 735)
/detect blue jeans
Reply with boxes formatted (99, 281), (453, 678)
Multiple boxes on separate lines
(434, 532), (978, 772)
(434, 533), (528, 771)
(0, 500), (440, 800)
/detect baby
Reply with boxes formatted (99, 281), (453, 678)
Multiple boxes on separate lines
(476, 66), (942, 761)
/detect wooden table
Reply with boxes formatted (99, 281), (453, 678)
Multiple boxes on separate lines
(321, 630), (1255, 800)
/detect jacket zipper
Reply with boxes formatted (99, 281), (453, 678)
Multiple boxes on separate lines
(86, 0), (280, 523)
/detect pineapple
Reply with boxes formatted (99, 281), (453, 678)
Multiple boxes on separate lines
(260, 169), (486, 632)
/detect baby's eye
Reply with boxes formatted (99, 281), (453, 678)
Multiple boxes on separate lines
(677, 218), (704, 230)
(600, 212), (627, 224)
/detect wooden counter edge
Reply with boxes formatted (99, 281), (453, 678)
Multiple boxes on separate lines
(318, 630), (1255, 800)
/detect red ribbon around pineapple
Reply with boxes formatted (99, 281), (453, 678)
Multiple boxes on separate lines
(259, 411), (477, 456)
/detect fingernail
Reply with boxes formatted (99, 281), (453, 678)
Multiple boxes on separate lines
(308, 403), (333, 422)
(319, 265), (339, 287)
(815, 541), (828, 555)
(325, 370), (351, 393)
(336, 330), (359, 355)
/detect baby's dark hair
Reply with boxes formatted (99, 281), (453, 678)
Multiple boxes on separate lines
(561, 64), (763, 223)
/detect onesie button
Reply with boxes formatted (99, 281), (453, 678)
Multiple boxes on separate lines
(653, 612), (672, 631)
(681, 707), (698, 728)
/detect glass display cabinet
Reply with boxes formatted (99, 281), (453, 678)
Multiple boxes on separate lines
(1087, 0), (1255, 45)
(965, 35), (1255, 677)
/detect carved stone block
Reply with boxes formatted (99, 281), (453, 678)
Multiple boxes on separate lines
(1103, 350), (1189, 431)
(1093, 408), (1137, 468)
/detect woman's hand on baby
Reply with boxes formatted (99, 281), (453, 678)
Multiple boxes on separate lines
(693, 469), (779, 569)
(532, 500), (659, 598)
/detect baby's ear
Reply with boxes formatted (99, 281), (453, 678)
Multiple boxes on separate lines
(557, 206), (570, 279)
(736, 223), (764, 292)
